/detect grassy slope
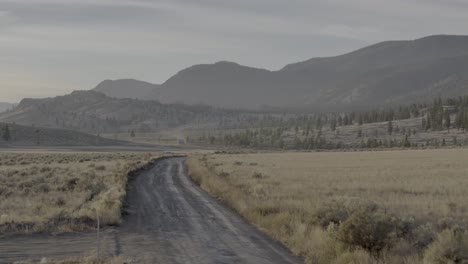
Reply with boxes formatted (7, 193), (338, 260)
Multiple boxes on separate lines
(186, 149), (468, 263)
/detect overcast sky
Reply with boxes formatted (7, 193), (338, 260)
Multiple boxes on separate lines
(1, 0), (468, 102)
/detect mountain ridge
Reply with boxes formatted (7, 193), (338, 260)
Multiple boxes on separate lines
(92, 35), (468, 110)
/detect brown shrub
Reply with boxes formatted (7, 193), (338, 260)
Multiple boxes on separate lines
(423, 228), (468, 264)
(411, 223), (436, 250)
(95, 165), (106, 171)
(252, 172), (267, 179)
(337, 209), (401, 254)
(313, 202), (349, 228)
(34, 183), (51, 193)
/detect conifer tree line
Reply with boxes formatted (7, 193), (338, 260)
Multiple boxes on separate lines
(190, 95), (468, 150)
(204, 95), (468, 134)
(213, 95), (468, 133)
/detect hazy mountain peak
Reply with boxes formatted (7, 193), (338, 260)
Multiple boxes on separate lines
(93, 78), (160, 100)
(415, 34), (468, 42)
(214, 61), (240, 66)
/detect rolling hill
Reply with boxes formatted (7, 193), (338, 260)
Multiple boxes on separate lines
(0, 90), (226, 134)
(94, 35), (468, 110)
(0, 122), (122, 146)
(93, 79), (160, 100)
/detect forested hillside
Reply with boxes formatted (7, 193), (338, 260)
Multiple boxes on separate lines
(190, 96), (468, 149)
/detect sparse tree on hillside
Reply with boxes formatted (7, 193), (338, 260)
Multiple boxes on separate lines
(426, 115), (432, 131)
(130, 129), (136, 137)
(35, 129), (40, 145)
(403, 135), (411, 148)
(330, 117), (337, 131)
(455, 110), (463, 130)
(444, 111), (451, 133)
(387, 120), (393, 135)
(343, 115), (349, 126)
(316, 116), (322, 130)
(2, 125), (11, 141)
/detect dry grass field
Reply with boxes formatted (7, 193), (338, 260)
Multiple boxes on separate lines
(0, 152), (156, 234)
(187, 149), (468, 264)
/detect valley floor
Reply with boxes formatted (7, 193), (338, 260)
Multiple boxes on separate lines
(186, 149), (468, 264)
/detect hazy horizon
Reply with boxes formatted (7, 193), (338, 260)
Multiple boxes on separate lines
(1, 0), (468, 102)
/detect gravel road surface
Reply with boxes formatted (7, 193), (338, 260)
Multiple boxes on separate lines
(0, 157), (302, 264)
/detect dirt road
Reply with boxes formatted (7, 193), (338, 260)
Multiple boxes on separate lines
(0, 157), (302, 264)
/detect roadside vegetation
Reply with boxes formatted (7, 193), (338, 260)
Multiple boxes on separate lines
(187, 150), (468, 264)
(0, 152), (156, 234)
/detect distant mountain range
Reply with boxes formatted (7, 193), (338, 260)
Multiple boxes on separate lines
(93, 35), (468, 110)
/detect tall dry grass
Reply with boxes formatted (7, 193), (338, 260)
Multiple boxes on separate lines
(0, 152), (156, 234)
(186, 149), (468, 264)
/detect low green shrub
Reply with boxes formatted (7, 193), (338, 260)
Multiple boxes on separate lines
(337, 209), (401, 255)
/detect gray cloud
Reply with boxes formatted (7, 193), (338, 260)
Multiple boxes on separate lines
(0, 0), (468, 102)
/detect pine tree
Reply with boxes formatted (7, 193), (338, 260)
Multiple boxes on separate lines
(2, 125), (11, 141)
(343, 115), (349, 126)
(316, 116), (322, 130)
(426, 115), (432, 131)
(403, 135), (411, 148)
(35, 129), (40, 145)
(357, 129), (362, 138)
(387, 120), (393, 135)
(330, 117), (337, 131)
(444, 111), (451, 132)
(337, 116), (343, 127)
(455, 110), (463, 130)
